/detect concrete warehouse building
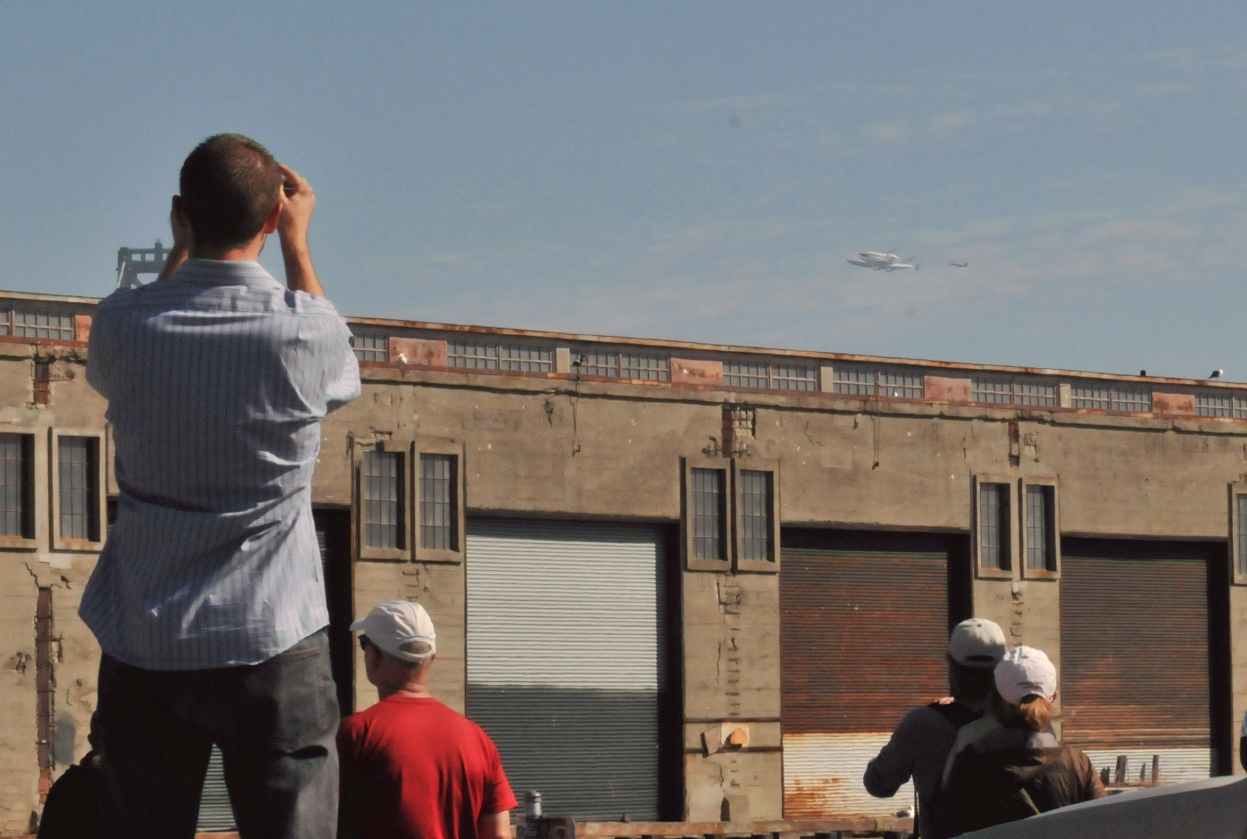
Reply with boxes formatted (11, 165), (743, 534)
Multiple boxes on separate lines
(3, 284), (1247, 833)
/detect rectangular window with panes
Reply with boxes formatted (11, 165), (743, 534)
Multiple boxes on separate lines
(0, 433), (34, 540)
(690, 467), (726, 562)
(977, 481), (1011, 573)
(620, 353), (670, 381)
(972, 377), (1014, 405)
(446, 341), (552, 373)
(723, 360), (815, 392)
(833, 365), (924, 399)
(8, 310), (76, 341)
(723, 361), (768, 389)
(500, 345), (552, 373)
(352, 333), (388, 362)
(362, 449), (404, 550)
(576, 351), (669, 381)
(414, 444), (464, 562)
(419, 454), (457, 551)
(770, 364), (816, 392)
(738, 470), (771, 560)
(684, 458), (780, 572)
(972, 378), (1056, 407)
(733, 460), (780, 572)
(1070, 382), (1151, 413)
(57, 436), (99, 542)
(1023, 483), (1058, 575)
(1197, 392), (1233, 418)
(448, 340), (499, 370)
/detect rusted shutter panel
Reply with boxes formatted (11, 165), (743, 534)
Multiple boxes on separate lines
(782, 550), (949, 732)
(1061, 554), (1210, 780)
(781, 549), (948, 817)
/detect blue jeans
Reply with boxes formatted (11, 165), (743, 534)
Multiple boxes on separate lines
(96, 629), (339, 839)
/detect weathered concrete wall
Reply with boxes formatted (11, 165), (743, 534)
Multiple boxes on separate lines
(351, 560), (466, 714)
(333, 370), (1247, 540)
(0, 345), (105, 835)
(682, 572), (782, 820)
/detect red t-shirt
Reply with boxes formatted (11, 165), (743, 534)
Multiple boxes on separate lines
(338, 696), (518, 839)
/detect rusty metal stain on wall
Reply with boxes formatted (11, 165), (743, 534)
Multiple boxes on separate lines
(783, 733), (913, 818)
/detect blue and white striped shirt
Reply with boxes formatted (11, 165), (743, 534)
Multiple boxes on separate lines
(80, 259), (361, 670)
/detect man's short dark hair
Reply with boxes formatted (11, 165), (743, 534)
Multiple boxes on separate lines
(179, 134), (282, 251)
(949, 659), (996, 703)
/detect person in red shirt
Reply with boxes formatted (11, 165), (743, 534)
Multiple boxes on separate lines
(338, 601), (517, 839)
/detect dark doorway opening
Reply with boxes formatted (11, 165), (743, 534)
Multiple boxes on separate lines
(314, 506), (354, 716)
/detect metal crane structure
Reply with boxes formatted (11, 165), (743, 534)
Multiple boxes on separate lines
(116, 240), (168, 288)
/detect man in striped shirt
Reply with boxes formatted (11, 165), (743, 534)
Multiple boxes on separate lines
(80, 134), (361, 839)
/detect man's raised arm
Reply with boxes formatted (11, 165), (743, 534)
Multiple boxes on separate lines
(277, 164), (326, 298)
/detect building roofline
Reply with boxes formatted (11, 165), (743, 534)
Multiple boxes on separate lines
(0, 287), (1237, 390)
(345, 314), (1237, 390)
(0, 288), (102, 306)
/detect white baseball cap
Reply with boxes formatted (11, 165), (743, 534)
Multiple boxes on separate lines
(351, 600), (437, 663)
(948, 618), (1007, 669)
(994, 646), (1057, 704)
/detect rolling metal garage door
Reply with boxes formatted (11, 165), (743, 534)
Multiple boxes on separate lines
(466, 519), (666, 821)
(781, 548), (948, 818)
(1061, 550), (1211, 782)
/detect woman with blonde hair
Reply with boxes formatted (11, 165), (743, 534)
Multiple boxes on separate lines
(942, 646), (1105, 835)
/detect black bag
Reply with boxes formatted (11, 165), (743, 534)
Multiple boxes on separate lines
(36, 751), (99, 839)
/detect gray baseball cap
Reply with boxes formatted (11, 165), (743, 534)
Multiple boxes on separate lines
(948, 618), (1007, 668)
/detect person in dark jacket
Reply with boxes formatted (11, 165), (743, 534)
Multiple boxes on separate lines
(943, 646), (1104, 836)
(864, 618), (1007, 839)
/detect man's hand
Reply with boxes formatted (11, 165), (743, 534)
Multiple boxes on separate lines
(156, 197), (192, 281)
(277, 164), (315, 248)
(276, 165), (325, 297)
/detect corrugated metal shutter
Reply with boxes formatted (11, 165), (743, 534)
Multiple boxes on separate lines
(196, 744), (235, 832)
(781, 549), (948, 818)
(466, 518), (664, 822)
(1061, 554), (1211, 779)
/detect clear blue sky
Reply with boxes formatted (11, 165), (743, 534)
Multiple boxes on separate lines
(3, 2), (1246, 379)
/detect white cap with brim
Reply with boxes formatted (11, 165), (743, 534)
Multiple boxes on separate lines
(948, 618), (1007, 668)
(995, 645), (1057, 704)
(350, 600), (436, 664)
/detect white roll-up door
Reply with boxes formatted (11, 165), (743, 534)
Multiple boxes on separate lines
(196, 744), (234, 832)
(466, 519), (665, 822)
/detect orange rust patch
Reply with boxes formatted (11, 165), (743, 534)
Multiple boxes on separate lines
(390, 337), (448, 367)
(671, 357), (723, 385)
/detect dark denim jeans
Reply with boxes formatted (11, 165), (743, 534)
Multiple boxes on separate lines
(96, 629), (339, 839)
